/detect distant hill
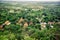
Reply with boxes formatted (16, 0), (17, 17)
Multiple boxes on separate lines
(0, 1), (60, 5)
(0, 1), (60, 9)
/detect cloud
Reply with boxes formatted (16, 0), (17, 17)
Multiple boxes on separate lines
(1, 0), (60, 1)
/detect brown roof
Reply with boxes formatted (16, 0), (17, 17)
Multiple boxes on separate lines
(23, 22), (28, 28)
(48, 22), (55, 24)
(18, 17), (24, 24)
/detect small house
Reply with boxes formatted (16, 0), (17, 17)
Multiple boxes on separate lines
(23, 22), (28, 28)
(40, 22), (47, 30)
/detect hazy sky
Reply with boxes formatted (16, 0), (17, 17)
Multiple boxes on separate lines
(1, 0), (60, 2)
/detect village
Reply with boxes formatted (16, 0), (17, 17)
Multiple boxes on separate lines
(0, 2), (60, 40)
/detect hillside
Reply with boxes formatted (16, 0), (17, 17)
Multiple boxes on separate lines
(0, 1), (60, 40)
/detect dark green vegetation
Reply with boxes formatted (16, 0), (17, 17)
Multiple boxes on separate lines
(0, 2), (60, 40)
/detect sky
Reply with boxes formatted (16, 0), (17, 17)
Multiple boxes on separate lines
(0, 0), (60, 2)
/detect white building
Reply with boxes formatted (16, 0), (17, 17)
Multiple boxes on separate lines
(40, 22), (47, 30)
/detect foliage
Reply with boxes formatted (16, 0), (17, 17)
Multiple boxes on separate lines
(0, 3), (60, 40)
